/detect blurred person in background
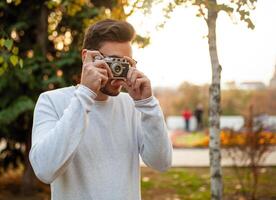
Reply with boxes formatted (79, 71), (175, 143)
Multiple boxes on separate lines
(194, 103), (204, 131)
(182, 107), (192, 132)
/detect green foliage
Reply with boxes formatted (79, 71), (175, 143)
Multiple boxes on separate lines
(133, 35), (150, 48)
(0, 96), (34, 126)
(0, 37), (24, 75)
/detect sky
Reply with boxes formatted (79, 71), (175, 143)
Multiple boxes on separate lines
(128, 0), (276, 88)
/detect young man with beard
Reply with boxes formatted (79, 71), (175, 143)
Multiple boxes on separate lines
(29, 19), (172, 200)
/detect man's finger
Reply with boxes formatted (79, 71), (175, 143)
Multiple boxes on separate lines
(127, 67), (136, 82)
(121, 81), (131, 91)
(111, 80), (125, 87)
(134, 77), (147, 90)
(93, 60), (113, 78)
(96, 68), (108, 77)
(123, 56), (137, 68)
(83, 50), (103, 65)
(99, 74), (108, 87)
(124, 56), (137, 82)
(130, 70), (143, 85)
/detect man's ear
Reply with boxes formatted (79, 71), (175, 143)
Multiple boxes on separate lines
(81, 49), (87, 63)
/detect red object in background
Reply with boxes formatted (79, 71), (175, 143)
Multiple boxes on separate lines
(182, 109), (192, 120)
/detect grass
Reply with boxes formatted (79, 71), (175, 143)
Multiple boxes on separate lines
(1, 167), (276, 200)
(141, 167), (210, 200)
(141, 167), (276, 200)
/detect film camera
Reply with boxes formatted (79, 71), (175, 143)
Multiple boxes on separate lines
(94, 56), (130, 80)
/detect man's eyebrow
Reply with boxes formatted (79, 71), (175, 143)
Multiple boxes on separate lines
(107, 55), (121, 58)
(98, 50), (120, 58)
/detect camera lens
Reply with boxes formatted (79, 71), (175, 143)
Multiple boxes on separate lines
(114, 65), (121, 73)
(111, 63), (123, 76)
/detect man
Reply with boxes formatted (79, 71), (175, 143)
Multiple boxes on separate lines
(194, 103), (204, 131)
(29, 19), (172, 200)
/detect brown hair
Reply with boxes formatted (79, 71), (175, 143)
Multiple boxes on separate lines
(82, 19), (136, 50)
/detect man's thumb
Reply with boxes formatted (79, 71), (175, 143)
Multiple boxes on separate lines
(83, 50), (93, 64)
(121, 81), (130, 90)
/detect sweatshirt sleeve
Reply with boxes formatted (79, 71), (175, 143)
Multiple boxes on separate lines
(29, 85), (96, 184)
(134, 96), (172, 172)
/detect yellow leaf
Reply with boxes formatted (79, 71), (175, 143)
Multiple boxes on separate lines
(12, 47), (19, 55)
(19, 59), (23, 68)
(0, 67), (5, 76)
(15, 0), (21, 5)
(0, 38), (5, 47)
(10, 55), (18, 66)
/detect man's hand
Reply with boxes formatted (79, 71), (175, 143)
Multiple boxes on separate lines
(122, 56), (152, 101)
(80, 50), (113, 94)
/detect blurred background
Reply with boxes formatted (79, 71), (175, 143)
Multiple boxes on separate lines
(0, 0), (276, 199)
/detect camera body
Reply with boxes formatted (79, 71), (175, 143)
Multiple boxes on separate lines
(95, 56), (130, 80)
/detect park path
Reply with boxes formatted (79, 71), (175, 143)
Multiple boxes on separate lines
(140, 148), (276, 167)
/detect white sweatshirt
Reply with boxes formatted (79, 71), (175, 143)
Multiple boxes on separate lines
(29, 84), (172, 200)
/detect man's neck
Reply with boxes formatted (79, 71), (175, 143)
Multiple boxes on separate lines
(94, 91), (109, 101)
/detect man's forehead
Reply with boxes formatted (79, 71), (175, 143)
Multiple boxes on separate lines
(99, 41), (132, 58)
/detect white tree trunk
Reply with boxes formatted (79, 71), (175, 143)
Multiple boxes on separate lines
(207, 1), (223, 199)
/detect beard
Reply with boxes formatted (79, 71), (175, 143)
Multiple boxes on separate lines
(100, 79), (122, 96)
(100, 86), (120, 96)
